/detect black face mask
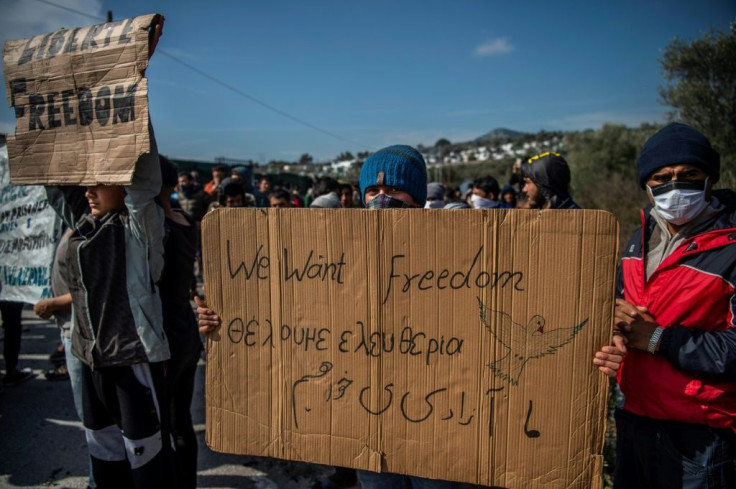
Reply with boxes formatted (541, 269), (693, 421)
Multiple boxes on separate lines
(179, 184), (195, 197)
(647, 179), (707, 196)
(366, 194), (414, 209)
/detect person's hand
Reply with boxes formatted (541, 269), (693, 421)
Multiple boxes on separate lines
(195, 296), (221, 334)
(33, 299), (55, 319)
(614, 298), (659, 351)
(593, 345), (625, 378)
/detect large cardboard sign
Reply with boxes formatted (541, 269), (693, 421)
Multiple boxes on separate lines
(2, 14), (162, 185)
(202, 208), (618, 488)
(0, 141), (60, 303)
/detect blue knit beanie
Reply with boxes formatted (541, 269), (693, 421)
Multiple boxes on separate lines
(636, 122), (720, 188)
(359, 145), (428, 206)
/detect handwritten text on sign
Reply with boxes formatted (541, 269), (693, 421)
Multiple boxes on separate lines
(202, 209), (617, 488)
(0, 144), (60, 302)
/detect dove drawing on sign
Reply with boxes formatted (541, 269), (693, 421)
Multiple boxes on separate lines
(477, 297), (587, 386)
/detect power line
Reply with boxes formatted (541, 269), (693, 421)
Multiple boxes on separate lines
(156, 51), (371, 150)
(33, 0), (102, 22)
(29, 0), (373, 152)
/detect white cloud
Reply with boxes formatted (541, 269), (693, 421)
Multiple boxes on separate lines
(474, 37), (514, 57)
(1, 0), (104, 45)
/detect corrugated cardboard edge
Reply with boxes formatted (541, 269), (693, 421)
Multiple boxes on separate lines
(201, 208), (618, 488)
(3, 14), (160, 186)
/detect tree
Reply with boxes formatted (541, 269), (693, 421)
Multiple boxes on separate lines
(298, 153), (314, 165)
(659, 23), (736, 186)
(435, 138), (451, 147)
(345, 161), (363, 183)
(564, 123), (655, 242)
(336, 151), (354, 161)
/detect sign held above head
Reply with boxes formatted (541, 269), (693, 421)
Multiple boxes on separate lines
(3, 14), (164, 186)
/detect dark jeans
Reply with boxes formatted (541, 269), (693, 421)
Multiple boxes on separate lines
(614, 408), (736, 489)
(165, 348), (200, 489)
(357, 470), (466, 489)
(1, 301), (24, 373)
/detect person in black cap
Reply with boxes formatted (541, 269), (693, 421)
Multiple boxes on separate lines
(521, 152), (579, 209)
(593, 122), (736, 488)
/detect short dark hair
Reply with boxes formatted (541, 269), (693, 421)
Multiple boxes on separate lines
(219, 180), (245, 206)
(312, 177), (340, 198)
(159, 155), (179, 188)
(472, 175), (499, 198)
(213, 164), (229, 173)
(268, 188), (291, 202)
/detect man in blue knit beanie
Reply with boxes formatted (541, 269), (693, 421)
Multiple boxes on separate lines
(356, 145), (463, 488)
(198, 144), (461, 489)
(358, 145), (427, 208)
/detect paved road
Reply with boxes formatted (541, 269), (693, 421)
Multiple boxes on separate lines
(0, 307), (338, 489)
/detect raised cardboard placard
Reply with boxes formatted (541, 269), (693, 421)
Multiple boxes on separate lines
(2, 14), (161, 185)
(202, 208), (618, 488)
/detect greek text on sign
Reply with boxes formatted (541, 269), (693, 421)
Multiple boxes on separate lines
(202, 208), (618, 489)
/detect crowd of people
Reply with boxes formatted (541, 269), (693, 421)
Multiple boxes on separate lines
(169, 149), (578, 217)
(1, 122), (734, 489)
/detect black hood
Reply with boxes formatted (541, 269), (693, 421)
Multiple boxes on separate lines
(522, 152), (571, 207)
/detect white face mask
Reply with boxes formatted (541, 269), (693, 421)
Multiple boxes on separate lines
(424, 200), (444, 209)
(647, 179), (708, 226)
(470, 194), (496, 209)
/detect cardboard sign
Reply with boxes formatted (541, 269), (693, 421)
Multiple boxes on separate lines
(2, 14), (162, 185)
(0, 141), (61, 303)
(202, 208), (618, 489)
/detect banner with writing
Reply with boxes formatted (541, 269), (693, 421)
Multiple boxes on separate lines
(0, 141), (60, 303)
(2, 14), (162, 185)
(202, 208), (618, 489)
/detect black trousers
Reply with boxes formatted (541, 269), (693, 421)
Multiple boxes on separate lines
(1, 301), (23, 373)
(82, 362), (177, 489)
(165, 348), (200, 489)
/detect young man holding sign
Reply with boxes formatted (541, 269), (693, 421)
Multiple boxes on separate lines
(46, 130), (176, 489)
(198, 145), (462, 488)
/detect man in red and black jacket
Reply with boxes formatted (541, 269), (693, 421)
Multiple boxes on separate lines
(594, 122), (736, 489)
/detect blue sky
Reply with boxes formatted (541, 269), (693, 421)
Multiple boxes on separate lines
(1, 0), (734, 163)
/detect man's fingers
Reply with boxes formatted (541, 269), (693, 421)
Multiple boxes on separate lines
(597, 366), (619, 378)
(195, 295), (221, 333)
(593, 350), (623, 378)
(612, 334), (628, 354)
(593, 344), (625, 378)
(199, 324), (217, 334)
(636, 306), (655, 322)
(615, 298), (641, 319)
(613, 318), (632, 332)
